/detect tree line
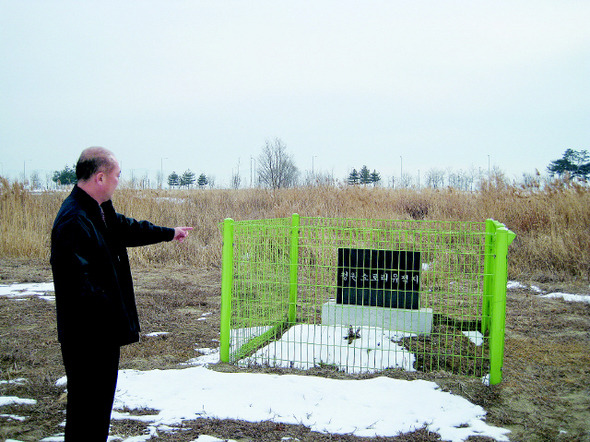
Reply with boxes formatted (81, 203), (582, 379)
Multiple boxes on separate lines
(167, 170), (209, 188)
(48, 164), (211, 189)
(347, 166), (381, 185)
(48, 146), (588, 190)
(547, 148), (590, 179)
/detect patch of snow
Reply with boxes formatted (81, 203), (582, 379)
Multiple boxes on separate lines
(506, 280), (526, 290)
(239, 324), (415, 373)
(0, 396), (37, 406)
(192, 437), (237, 442)
(0, 282), (55, 302)
(181, 349), (220, 367)
(462, 331), (484, 346)
(0, 378), (26, 385)
(107, 366), (510, 441)
(541, 292), (590, 304)
(144, 332), (169, 337)
(40, 436), (65, 442)
(0, 413), (27, 421)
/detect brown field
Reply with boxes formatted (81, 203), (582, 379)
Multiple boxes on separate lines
(1, 178), (590, 441)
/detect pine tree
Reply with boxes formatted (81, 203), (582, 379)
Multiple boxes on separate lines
(547, 149), (590, 179)
(52, 165), (77, 185)
(198, 173), (208, 188)
(359, 165), (372, 184)
(348, 169), (360, 185)
(167, 171), (180, 188)
(180, 170), (196, 188)
(370, 170), (381, 185)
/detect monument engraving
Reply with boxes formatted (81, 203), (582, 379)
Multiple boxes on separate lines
(337, 248), (421, 309)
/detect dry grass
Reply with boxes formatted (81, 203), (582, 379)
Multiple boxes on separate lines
(2, 176), (590, 439)
(1, 259), (589, 441)
(400, 324), (489, 377)
(3, 176), (590, 283)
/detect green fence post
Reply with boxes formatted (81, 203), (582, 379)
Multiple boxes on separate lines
(220, 218), (235, 363)
(481, 220), (496, 335)
(288, 213), (300, 324)
(489, 224), (516, 385)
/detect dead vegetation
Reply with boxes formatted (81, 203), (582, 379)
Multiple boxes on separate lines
(1, 259), (589, 441)
(3, 177), (590, 281)
(1, 179), (590, 440)
(399, 324), (489, 378)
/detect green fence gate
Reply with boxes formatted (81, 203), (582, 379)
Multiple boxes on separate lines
(220, 215), (515, 385)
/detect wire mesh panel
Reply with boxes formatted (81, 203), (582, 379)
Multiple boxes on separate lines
(220, 215), (514, 384)
(224, 217), (293, 361)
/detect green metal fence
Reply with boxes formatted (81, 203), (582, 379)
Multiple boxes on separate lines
(220, 215), (515, 384)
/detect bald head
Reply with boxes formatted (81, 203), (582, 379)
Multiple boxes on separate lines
(75, 147), (121, 204)
(76, 147), (117, 182)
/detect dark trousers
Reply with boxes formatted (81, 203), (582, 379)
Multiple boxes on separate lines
(60, 341), (121, 442)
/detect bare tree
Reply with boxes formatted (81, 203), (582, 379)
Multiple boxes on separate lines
(156, 170), (164, 189)
(257, 138), (299, 189)
(30, 171), (42, 190)
(231, 171), (241, 189)
(304, 170), (335, 187)
(399, 173), (413, 189)
(425, 168), (446, 189)
(140, 173), (150, 189)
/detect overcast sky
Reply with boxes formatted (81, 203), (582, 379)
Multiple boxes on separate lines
(1, 1), (589, 187)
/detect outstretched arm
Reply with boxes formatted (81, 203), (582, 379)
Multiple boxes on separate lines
(173, 227), (193, 242)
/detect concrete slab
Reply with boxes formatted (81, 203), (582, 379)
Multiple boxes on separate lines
(321, 300), (433, 334)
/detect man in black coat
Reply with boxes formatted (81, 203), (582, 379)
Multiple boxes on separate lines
(51, 147), (192, 441)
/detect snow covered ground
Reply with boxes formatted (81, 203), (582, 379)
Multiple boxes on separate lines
(2, 281), (589, 442)
(0, 282), (55, 302)
(506, 281), (590, 304)
(104, 363), (510, 442)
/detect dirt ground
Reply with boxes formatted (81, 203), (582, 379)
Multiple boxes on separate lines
(1, 258), (589, 441)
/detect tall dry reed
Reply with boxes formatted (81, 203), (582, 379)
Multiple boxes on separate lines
(2, 177), (589, 282)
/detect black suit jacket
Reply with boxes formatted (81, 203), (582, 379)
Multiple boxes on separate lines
(51, 186), (174, 346)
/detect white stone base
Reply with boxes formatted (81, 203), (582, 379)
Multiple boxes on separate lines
(321, 300), (433, 335)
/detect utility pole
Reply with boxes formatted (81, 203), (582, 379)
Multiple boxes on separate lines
(23, 159), (31, 186)
(160, 157), (168, 189)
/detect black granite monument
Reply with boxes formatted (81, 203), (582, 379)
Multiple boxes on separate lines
(336, 248), (421, 309)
